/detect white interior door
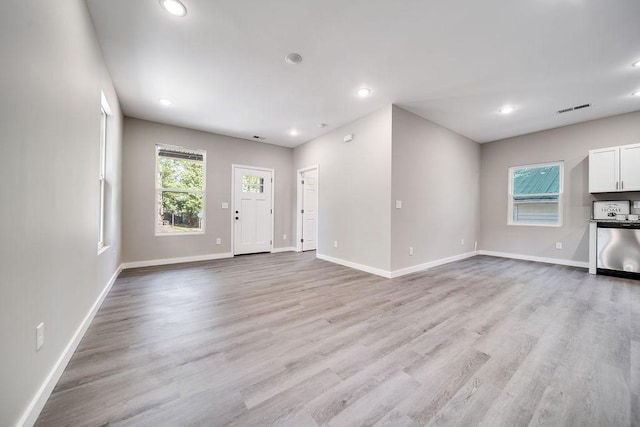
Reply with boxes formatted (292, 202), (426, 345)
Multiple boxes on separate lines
(302, 169), (317, 251)
(233, 167), (273, 255)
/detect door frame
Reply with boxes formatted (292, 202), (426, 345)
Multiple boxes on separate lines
(296, 165), (319, 252)
(231, 164), (275, 255)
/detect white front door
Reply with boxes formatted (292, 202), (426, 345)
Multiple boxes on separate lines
(233, 167), (273, 255)
(302, 169), (317, 251)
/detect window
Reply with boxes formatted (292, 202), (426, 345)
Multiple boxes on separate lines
(156, 144), (206, 235)
(508, 161), (563, 226)
(98, 92), (111, 251)
(242, 175), (264, 193)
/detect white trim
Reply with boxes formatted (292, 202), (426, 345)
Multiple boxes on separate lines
(296, 165), (319, 252)
(389, 251), (478, 278)
(316, 253), (392, 278)
(122, 252), (233, 269)
(478, 250), (589, 269)
(271, 246), (297, 253)
(231, 164), (275, 255)
(18, 264), (123, 427)
(154, 144), (207, 236)
(589, 222), (597, 274)
(507, 161), (564, 227)
(100, 90), (112, 116)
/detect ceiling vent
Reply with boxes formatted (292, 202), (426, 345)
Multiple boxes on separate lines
(557, 103), (591, 114)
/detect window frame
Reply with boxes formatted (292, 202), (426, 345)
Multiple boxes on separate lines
(154, 143), (207, 236)
(507, 161), (564, 227)
(98, 92), (112, 253)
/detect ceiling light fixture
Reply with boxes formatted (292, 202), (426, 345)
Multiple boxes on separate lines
(159, 98), (173, 106)
(285, 53), (303, 65)
(160, 0), (187, 17)
(499, 105), (516, 114)
(632, 59), (640, 68)
(356, 87), (372, 97)
(289, 129), (299, 136)
(632, 90), (640, 97)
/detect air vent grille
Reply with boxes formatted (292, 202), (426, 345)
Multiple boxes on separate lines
(557, 103), (591, 114)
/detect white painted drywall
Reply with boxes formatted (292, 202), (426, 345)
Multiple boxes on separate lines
(0, 1), (123, 425)
(480, 110), (640, 263)
(122, 118), (294, 263)
(391, 106), (481, 271)
(293, 106), (393, 271)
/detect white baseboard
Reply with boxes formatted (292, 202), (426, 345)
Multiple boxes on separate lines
(478, 250), (589, 269)
(122, 252), (233, 269)
(18, 264), (123, 427)
(316, 253), (392, 278)
(271, 247), (297, 253)
(390, 251), (478, 278)
(316, 251), (482, 279)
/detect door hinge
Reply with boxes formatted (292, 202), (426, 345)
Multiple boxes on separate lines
(270, 240), (272, 245)
(270, 209), (273, 214)
(271, 178), (273, 183)
(301, 209), (304, 214)
(301, 180), (305, 184)
(300, 238), (304, 243)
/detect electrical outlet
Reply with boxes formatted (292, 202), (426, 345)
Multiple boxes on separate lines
(555, 242), (562, 250)
(216, 238), (221, 245)
(36, 322), (44, 351)
(334, 241), (338, 248)
(283, 234), (287, 240)
(409, 246), (414, 256)
(221, 202), (229, 209)
(460, 238), (465, 246)
(395, 200), (402, 209)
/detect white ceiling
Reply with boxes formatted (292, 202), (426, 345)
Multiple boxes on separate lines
(86, 0), (640, 147)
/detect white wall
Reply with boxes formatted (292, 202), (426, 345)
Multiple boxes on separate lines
(391, 106), (480, 271)
(293, 106), (393, 272)
(122, 118), (294, 263)
(0, 1), (123, 425)
(480, 110), (640, 264)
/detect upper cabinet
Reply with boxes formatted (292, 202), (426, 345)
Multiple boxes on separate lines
(589, 143), (640, 193)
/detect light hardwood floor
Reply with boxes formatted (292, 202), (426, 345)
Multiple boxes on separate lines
(36, 252), (640, 426)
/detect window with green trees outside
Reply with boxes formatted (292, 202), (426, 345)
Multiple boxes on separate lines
(155, 145), (206, 234)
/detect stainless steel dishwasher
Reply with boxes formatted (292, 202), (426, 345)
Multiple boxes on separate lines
(597, 222), (640, 278)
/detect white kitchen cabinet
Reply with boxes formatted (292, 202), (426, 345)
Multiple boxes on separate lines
(619, 143), (640, 191)
(589, 143), (640, 193)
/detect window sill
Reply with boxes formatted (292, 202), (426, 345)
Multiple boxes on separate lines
(507, 222), (562, 228)
(155, 231), (205, 237)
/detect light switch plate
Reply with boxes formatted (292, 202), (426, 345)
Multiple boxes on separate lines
(395, 200), (402, 209)
(221, 202), (229, 209)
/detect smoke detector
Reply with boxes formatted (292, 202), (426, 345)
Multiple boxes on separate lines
(285, 53), (303, 65)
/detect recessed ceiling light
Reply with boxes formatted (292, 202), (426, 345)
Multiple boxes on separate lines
(632, 90), (640, 97)
(160, 0), (187, 17)
(159, 98), (173, 106)
(632, 59), (640, 68)
(285, 53), (303, 65)
(356, 87), (372, 97)
(289, 129), (299, 136)
(499, 105), (516, 114)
